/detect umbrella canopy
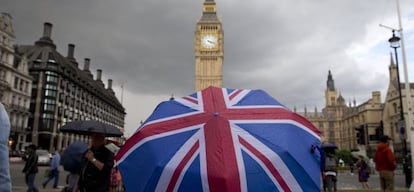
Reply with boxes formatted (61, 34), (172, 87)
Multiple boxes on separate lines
(60, 120), (123, 137)
(321, 143), (337, 150)
(351, 151), (369, 162)
(61, 141), (89, 173)
(116, 86), (321, 191)
(321, 143), (337, 154)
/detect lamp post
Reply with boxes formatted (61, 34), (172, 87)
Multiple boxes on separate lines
(388, 30), (411, 187)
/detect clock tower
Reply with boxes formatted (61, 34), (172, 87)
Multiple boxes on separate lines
(194, 0), (224, 91)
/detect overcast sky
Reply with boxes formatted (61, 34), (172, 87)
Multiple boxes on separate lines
(2, 0), (414, 137)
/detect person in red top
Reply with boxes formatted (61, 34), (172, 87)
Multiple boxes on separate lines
(374, 135), (396, 192)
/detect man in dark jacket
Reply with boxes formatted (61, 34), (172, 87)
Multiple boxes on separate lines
(374, 135), (396, 191)
(22, 144), (39, 192)
(77, 133), (114, 192)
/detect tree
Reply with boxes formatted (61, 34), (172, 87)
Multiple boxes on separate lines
(336, 149), (353, 164)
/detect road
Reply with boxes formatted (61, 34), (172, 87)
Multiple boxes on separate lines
(10, 162), (408, 191)
(335, 170), (406, 190)
(11, 162), (67, 192)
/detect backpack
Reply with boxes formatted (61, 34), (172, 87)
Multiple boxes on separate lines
(325, 157), (337, 171)
(364, 161), (371, 175)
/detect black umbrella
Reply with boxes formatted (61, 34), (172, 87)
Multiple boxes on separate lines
(321, 143), (337, 152)
(60, 120), (123, 137)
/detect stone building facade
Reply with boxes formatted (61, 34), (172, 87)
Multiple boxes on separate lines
(0, 13), (32, 151)
(298, 55), (412, 160)
(15, 22), (126, 151)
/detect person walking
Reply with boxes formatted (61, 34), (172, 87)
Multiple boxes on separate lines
(356, 155), (370, 189)
(323, 151), (337, 192)
(22, 144), (39, 192)
(42, 150), (61, 188)
(75, 132), (114, 192)
(0, 102), (11, 192)
(374, 135), (396, 192)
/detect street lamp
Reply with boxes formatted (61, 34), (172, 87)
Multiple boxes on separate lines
(388, 30), (411, 187)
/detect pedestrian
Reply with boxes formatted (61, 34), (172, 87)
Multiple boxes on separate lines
(109, 164), (121, 192)
(42, 150), (61, 188)
(356, 155), (370, 189)
(374, 135), (396, 192)
(323, 151), (337, 192)
(22, 144), (39, 192)
(75, 132), (114, 192)
(0, 102), (11, 191)
(349, 162), (354, 175)
(369, 158), (376, 175)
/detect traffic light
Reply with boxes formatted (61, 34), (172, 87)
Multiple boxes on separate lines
(360, 125), (366, 145)
(355, 125), (366, 145)
(356, 127), (361, 144)
(375, 120), (384, 140)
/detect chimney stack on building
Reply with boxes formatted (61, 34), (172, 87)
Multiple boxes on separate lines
(108, 79), (113, 90)
(83, 58), (93, 79)
(35, 22), (56, 49)
(84, 58), (90, 71)
(43, 22), (52, 38)
(67, 44), (75, 58)
(97, 69), (102, 81)
(67, 44), (78, 67)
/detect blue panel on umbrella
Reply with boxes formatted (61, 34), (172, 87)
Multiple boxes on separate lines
(145, 101), (198, 123)
(120, 128), (199, 192)
(236, 122), (320, 187)
(178, 155), (202, 192)
(242, 150), (279, 191)
(234, 90), (286, 107)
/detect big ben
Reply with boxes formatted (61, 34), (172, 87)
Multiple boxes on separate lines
(194, 0), (224, 91)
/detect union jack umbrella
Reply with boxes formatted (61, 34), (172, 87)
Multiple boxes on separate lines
(116, 86), (321, 192)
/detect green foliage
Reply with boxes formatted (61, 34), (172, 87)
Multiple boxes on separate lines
(336, 149), (353, 164)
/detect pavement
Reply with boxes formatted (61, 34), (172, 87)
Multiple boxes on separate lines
(10, 159), (408, 192)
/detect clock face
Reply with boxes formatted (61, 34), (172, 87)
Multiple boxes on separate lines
(201, 34), (217, 49)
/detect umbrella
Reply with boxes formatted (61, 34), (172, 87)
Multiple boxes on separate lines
(351, 151), (369, 162)
(61, 141), (89, 173)
(60, 120), (123, 137)
(115, 86), (321, 191)
(321, 143), (337, 153)
(321, 143), (337, 149)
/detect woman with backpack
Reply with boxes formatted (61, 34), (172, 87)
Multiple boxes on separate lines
(356, 155), (370, 189)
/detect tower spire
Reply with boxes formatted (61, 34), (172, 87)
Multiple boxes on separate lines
(327, 70), (335, 91)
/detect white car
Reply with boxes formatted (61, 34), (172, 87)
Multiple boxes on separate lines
(36, 150), (51, 166)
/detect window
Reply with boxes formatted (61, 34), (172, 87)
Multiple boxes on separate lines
(43, 104), (55, 112)
(14, 77), (18, 89)
(47, 62), (58, 70)
(45, 89), (57, 97)
(19, 80), (24, 91)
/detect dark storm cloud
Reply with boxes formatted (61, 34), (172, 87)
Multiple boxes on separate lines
(3, 0), (414, 135)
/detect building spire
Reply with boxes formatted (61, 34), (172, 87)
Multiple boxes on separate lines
(327, 70), (335, 91)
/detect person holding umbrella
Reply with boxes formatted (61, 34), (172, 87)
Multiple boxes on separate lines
(60, 141), (89, 192)
(22, 144), (39, 192)
(356, 155), (370, 189)
(75, 132), (114, 192)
